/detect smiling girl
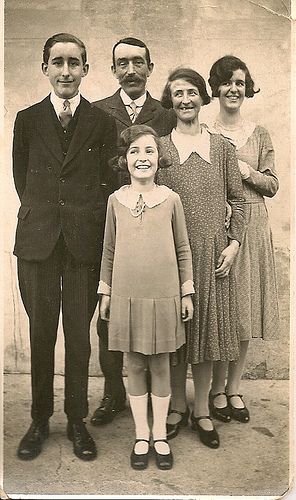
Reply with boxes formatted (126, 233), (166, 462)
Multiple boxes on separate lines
(98, 124), (194, 470)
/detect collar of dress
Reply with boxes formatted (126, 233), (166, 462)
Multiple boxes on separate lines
(171, 124), (216, 165)
(212, 119), (256, 149)
(114, 184), (172, 209)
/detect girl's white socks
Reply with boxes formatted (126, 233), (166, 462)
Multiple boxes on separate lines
(129, 393), (150, 454)
(151, 393), (171, 455)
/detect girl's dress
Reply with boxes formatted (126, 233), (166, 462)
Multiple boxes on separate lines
(99, 185), (194, 355)
(213, 120), (280, 340)
(158, 126), (245, 363)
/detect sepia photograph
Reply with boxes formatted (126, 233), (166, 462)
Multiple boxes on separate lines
(1, 0), (293, 498)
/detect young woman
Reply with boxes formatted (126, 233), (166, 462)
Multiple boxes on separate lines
(208, 55), (279, 423)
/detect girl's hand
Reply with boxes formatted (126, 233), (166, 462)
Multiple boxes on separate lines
(181, 295), (194, 322)
(215, 240), (240, 278)
(225, 202), (232, 229)
(100, 294), (111, 321)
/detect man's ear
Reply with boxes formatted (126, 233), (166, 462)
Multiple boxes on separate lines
(41, 62), (49, 77)
(111, 65), (117, 77)
(82, 63), (89, 77)
(147, 62), (154, 78)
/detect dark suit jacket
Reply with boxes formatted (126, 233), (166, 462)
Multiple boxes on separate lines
(13, 95), (117, 264)
(92, 89), (176, 138)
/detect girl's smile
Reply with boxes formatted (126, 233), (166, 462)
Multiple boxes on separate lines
(127, 134), (159, 184)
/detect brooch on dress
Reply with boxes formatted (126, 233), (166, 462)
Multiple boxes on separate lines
(130, 193), (146, 220)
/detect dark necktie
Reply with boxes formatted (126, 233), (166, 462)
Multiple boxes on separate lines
(59, 100), (72, 128)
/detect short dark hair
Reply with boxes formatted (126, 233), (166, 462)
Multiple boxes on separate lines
(43, 33), (87, 65)
(111, 124), (171, 172)
(208, 55), (260, 98)
(112, 37), (151, 67)
(161, 67), (211, 109)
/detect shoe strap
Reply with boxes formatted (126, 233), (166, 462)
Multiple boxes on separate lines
(135, 438), (150, 444)
(194, 415), (212, 422)
(228, 394), (243, 399)
(154, 439), (168, 444)
(211, 391), (226, 398)
(169, 409), (186, 417)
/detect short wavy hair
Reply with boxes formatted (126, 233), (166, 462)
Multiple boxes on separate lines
(43, 33), (87, 65)
(161, 67), (211, 109)
(208, 55), (260, 98)
(110, 125), (171, 172)
(112, 37), (151, 67)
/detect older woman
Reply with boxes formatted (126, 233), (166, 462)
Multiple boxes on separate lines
(157, 68), (245, 448)
(208, 56), (279, 423)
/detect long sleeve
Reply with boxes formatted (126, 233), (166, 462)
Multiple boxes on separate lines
(243, 127), (279, 197)
(100, 114), (119, 198)
(13, 111), (29, 200)
(225, 140), (246, 245)
(98, 195), (116, 293)
(172, 193), (194, 295)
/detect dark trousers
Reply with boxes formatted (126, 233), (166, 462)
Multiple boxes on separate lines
(97, 317), (126, 401)
(17, 235), (99, 422)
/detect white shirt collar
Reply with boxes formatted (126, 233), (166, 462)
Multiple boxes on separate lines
(50, 91), (81, 118)
(171, 124), (213, 165)
(114, 184), (172, 209)
(120, 88), (147, 107)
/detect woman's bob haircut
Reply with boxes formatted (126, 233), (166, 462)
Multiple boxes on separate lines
(208, 55), (260, 98)
(161, 67), (211, 109)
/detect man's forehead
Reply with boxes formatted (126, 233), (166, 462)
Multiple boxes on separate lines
(114, 43), (147, 61)
(49, 42), (83, 60)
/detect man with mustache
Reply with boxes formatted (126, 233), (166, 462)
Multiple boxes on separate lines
(91, 37), (175, 426)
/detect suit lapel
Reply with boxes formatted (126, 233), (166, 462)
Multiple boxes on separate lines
(35, 96), (63, 164)
(135, 93), (157, 124)
(106, 90), (132, 126)
(62, 97), (97, 169)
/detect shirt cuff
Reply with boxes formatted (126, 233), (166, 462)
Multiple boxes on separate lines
(98, 280), (111, 295)
(181, 280), (195, 297)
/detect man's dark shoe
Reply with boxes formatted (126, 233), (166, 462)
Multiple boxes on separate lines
(90, 395), (126, 426)
(67, 421), (97, 461)
(17, 421), (49, 460)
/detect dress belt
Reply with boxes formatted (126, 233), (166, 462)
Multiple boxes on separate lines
(240, 200), (265, 204)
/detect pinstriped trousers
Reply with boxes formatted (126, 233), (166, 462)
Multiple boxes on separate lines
(17, 234), (99, 422)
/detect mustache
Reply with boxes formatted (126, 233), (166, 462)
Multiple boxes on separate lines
(121, 75), (144, 83)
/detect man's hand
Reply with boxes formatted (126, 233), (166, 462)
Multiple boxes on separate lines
(100, 295), (111, 321)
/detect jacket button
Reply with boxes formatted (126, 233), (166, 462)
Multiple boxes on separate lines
(60, 177), (65, 183)
(59, 200), (65, 206)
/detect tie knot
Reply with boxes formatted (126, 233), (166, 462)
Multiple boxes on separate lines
(63, 100), (71, 111)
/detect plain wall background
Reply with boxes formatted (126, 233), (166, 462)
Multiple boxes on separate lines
(3, 0), (291, 378)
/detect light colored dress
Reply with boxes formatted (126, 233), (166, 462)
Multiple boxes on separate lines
(214, 120), (280, 340)
(158, 127), (245, 363)
(98, 185), (194, 355)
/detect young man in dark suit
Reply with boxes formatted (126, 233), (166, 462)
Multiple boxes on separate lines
(13, 33), (117, 461)
(91, 37), (175, 427)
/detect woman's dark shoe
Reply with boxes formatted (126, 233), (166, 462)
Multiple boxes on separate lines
(227, 394), (250, 423)
(166, 406), (189, 440)
(191, 414), (220, 449)
(209, 391), (231, 422)
(153, 439), (173, 470)
(130, 439), (150, 470)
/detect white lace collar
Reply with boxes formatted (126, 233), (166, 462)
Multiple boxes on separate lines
(114, 184), (172, 209)
(171, 124), (216, 165)
(213, 119), (256, 149)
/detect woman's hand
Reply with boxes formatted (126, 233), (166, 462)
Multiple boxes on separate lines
(238, 159), (250, 180)
(100, 294), (111, 321)
(215, 240), (240, 278)
(181, 295), (194, 322)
